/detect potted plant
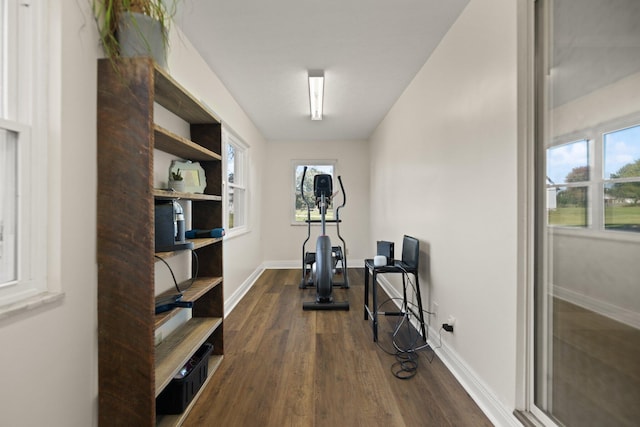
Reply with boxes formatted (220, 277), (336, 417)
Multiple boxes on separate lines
(169, 168), (185, 192)
(92, 0), (177, 68)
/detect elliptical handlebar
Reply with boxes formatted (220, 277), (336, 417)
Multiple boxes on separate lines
(336, 175), (346, 216)
(300, 166), (312, 218)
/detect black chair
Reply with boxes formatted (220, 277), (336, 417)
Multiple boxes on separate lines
(364, 235), (426, 342)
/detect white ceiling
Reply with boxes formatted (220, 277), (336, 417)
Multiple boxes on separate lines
(175, 0), (470, 141)
(551, 0), (640, 107)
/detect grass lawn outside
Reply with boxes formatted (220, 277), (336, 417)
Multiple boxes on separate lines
(295, 209), (335, 222)
(605, 205), (640, 232)
(549, 205), (640, 232)
(548, 207), (587, 227)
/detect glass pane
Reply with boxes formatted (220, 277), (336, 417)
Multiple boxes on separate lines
(604, 125), (640, 179)
(0, 127), (17, 285)
(605, 182), (640, 232)
(235, 149), (243, 187)
(227, 187), (234, 228)
(294, 164), (334, 222)
(604, 126), (640, 232)
(536, 1), (640, 426)
(546, 140), (589, 184)
(228, 186), (245, 229)
(227, 143), (235, 184)
(233, 187), (244, 228)
(547, 186), (588, 227)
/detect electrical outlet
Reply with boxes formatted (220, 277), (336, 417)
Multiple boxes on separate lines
(433, 301), (439, 323)
(447, 315), (456, 326)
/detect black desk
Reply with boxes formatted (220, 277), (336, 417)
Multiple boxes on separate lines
(363, 259), (427, 342)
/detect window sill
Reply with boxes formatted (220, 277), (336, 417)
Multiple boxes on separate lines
(224, 226), (251, 240)
(0, 291), (65, 321)
(548, 226), (640, 243)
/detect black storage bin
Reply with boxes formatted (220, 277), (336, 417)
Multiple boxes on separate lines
(156, 342), (214, 414)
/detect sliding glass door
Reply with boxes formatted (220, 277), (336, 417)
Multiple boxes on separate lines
(534, 0), (640, 425)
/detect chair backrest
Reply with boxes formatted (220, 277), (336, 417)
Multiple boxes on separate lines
(401, 235), (419, 269)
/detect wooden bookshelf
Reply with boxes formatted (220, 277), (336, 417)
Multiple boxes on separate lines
(97, 57), (224, 427)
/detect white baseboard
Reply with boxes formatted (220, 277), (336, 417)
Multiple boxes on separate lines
(262, 259), (366, 270)
(224, 265), (265, 316)
(227, 261), (368, 316)
(262, 260), (299, 269)
(430, 334), (522, 427)
(375, 275), (521, 427)
(553, 285), (640, 329)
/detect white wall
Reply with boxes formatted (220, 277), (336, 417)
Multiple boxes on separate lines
(0, 2), (267, 426)
(551, 231), (640, 326)
(369, 0), (520, 423)
(262, 140), (371, 266)
(0, 2), (99, 426)
(166, 26), (267, 307)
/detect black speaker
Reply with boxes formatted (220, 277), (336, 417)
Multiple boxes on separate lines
(376, 241), (394, 265)
(155, 202), (175, 251)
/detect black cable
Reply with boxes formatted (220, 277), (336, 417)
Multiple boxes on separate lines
(191, 250), (199, 287)
(154, 249), (200, 295)
(374, 287), (436, 379)
(155, 255), (182, 294)
(431, 326), (445, 351)
(391, 351), (418, 380)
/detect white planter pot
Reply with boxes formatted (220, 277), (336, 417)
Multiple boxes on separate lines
(169, 180), (185, 192)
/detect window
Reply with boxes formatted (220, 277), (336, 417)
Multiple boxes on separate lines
(546, 123), (640, 234)
(224, 128), (248, 234)
(0, 126), (18, 286)
(0, 0), (52, 310)
(292, 161), (336, 223)
(603, 125), (640, 232)
(546, 139), (590, 227)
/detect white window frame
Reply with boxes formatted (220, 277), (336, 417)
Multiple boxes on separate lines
(291, 159), (337, 225)
(548, 116), (640, 241)
(602, 122), (640, 233)
(0, 0), (60, 316)
(545, 138), (591, 229)
(222, 126), (249, 237)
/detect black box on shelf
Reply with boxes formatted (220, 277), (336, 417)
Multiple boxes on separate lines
(376, 241), (395, 265)
(156, 343), (214, 415)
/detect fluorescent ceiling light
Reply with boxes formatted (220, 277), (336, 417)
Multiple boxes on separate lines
(308, 70), (324, 120)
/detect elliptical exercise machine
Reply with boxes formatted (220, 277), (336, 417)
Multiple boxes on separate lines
(299, 166), (349, 311)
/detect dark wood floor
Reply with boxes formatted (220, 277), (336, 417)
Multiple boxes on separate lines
(552, 298), (640, 427)
(184, 269), (492, 427)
